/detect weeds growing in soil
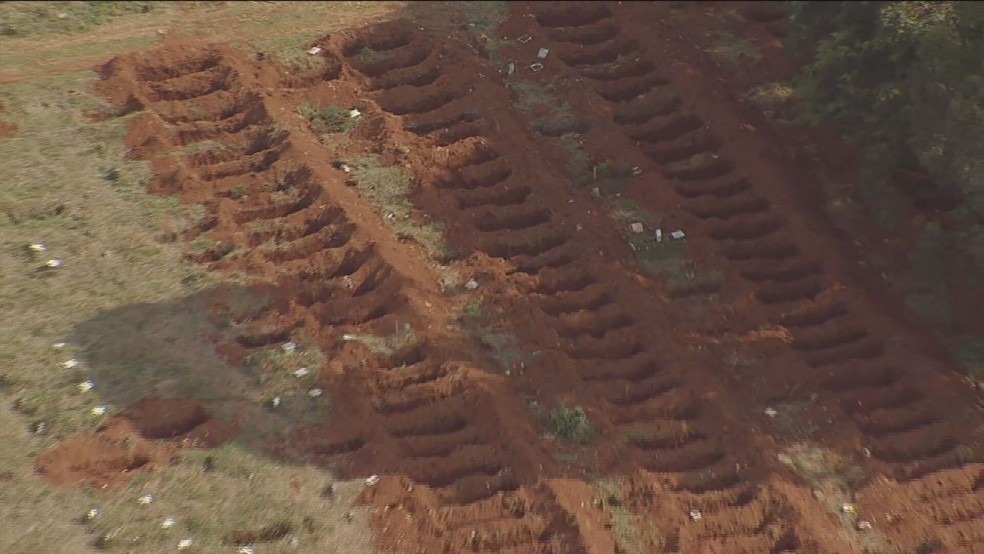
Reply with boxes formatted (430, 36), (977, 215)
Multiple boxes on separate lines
(343, 155), (457, 262)
(531, 400), (596, 444)
(595, 477), (663, 553)
(298, 104), (358, 134)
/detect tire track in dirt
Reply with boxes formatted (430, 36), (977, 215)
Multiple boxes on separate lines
(529, 2), (983, 550)
(96, 41), (599, 554)
(316, 18), (866, 553)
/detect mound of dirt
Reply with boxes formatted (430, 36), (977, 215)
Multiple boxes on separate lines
(36, 398), (232, 488)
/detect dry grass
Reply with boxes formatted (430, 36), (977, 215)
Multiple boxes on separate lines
(594, 477), (664, 553)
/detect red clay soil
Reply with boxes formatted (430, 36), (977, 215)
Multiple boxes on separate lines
(0, 102), (17, 136)
(36, 398), (231, 489)
(78, 3), (984, 553)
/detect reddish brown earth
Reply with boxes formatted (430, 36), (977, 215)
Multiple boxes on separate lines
(36, 1), (983, 552)
(0, 102), (17, 136)
(36, 398), (231, 488)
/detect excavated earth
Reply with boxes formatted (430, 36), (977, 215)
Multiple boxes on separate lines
(39, 1), (982, 553)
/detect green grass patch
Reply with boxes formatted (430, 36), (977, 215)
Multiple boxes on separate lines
(298, 103), (358, 134)
(0, 1), (155, 38)
(531, 400), (596, 444)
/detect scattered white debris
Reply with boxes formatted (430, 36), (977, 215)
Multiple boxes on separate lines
(529, 62), (544, 72)
(29, 243), (47, 252)
(840, 503), (856, 514)
(237, 547), (255, 554)
(77, 380), (94, 393)
(52, 342), (66, 349)
(517, 34), (532, 44)
(91, 405), (107, 416)
(632, 166), (642, 176)
(137, 494), (155, 505)
(45, 259), (63, 268)
(591, 187), (601, 196)
(341, 333), (358, 341)
(365, 474), (380, 486)
(307, 46), (323, 56)
(764, 407), (778, 418)
(307, 388), (323, 398)
(177, 538), (193, 550)
(62, 358), (80, 369)
(349, 108), (362, 118)
(630, 222), (645, 234)
(340, 163), (352, 173)
(57, 12), (68, 20)
(293, 367), (310, 378)
(856, 519), (872, 531)
(688, 509), (702, 521)
(385, 212), (396, 220)
(670, 230), (686, 240)
(576, 224), (583, 232)
(537, 48), (549, 59)
(506, 61), (516, 76)
(161, 516), (176, 529)
(34, 421), (47, 434)
(281, 341), (297, 354)
(272, 395), (282, 408)
(86, 507), (100, 520)
(862, 447), (872, 458)
(654, 229), (663, 242)
(464, 279), (479, 291)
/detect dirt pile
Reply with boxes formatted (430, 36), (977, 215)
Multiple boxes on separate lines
(36, 398), (230, 488)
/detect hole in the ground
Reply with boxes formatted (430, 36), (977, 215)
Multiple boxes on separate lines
(663, 155), (735, 181)
(793, 326), (868, 352)
(547, 19), (619, 45)
(535, 4), (613, 28)
(805, 338), (885, 367)
(741, 259), (821, 284)
(823, 366), (899, 392)
(482, 230), (569, 258)
(723, 239), (798, 262)
(474, 209), (552, 232)
(457, 185), (532, 209)
(643, 128), (721, 163)
(708, 215), (783, 240)
(596, 72), (668, 102)
(755, 278), (826, 305)
(628, 113), (703, 143)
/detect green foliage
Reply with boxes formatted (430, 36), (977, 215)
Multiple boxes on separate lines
(531, 400), (595, 444)
(790, 0), (984, 267)
(297, 104), (357, 134)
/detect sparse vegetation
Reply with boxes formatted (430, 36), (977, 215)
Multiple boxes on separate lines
(595, 477), (663, 553)
(343, 154), (457, 262)
(0, 1), (155, 38)
(340, 323), (417, 356)
(531, 400), (596, 444)
(298, 103), (358, 134)
(81, 443), (374, 552)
